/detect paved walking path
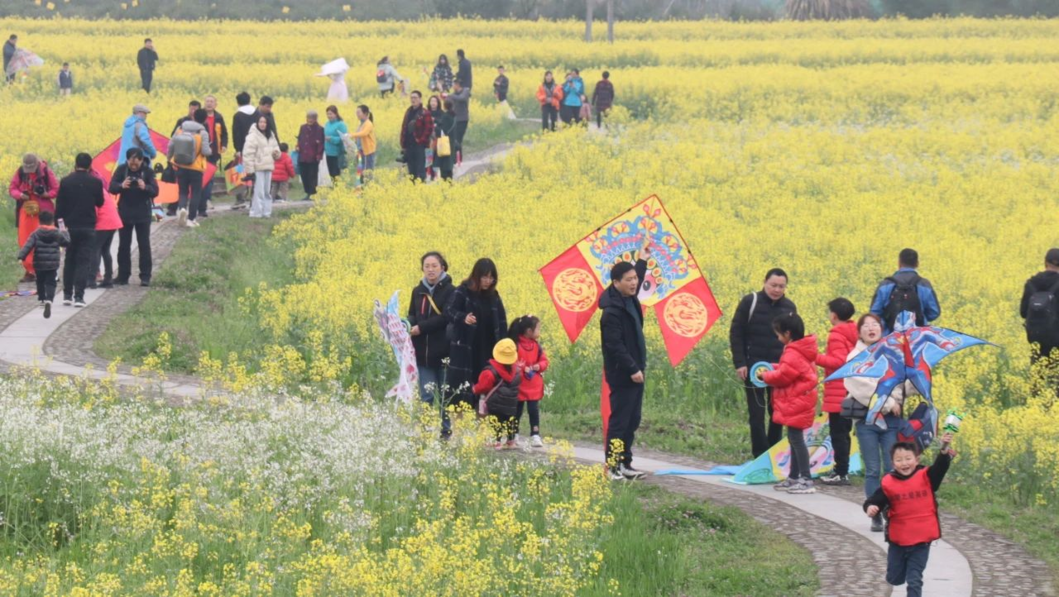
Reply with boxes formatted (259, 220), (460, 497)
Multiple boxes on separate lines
(0, 138), (1054, 597)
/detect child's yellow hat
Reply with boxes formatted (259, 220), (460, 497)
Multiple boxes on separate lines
(493, 339), (518, 365)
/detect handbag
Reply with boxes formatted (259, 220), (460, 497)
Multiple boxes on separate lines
(161, 163), (176, 184)
(478, 382), (500, 417)
(436, 134), (452, 158)
(840, 395), (869, 420)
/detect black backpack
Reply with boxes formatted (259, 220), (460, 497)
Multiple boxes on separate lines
(883, 274), (924, 330)
(1025, 280), (1059, 346)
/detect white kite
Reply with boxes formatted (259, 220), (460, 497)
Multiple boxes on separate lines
(373, 290), (418, 403)
(5, 48), (44, 77)
(316, 57), (349, 103)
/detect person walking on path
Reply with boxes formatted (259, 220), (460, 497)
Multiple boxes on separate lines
(432, 100), (456, 181)
(429, 54), (453, 94)
(591, 71), (614, 129)
(295, 110), (325, 201)
(759, 312), (820, 495)
(323, 105), (349, 180)
(600, 240), (651, 481)
(270, 143), (295, 202)
(200, 95), (228, 215)
(118, 104), (157, 167)
(445, 258), (507, 416)
(9, 153), (58, 283)
(349, 105), (376, 184)
(864, 437), (956, 597)
(400, 91), (433, 183)
(408, 251), (455, 412)
(110, 147), (157, 287)
(57, 62), (72, 96)
(169, 109), (212, 228)
(448, 80), (470, 166)
(17, 211), (67, 318)
(560, 70), (584, 126)
(242, 115), (281, 219)
(456, 48), (472, 90)
(870, 248), (941, 332)
(1021, 247), (1059, 391)
(88, 177), (122, 289)
(55, 153), (104, 308)
(426, 96), (444, 181)
(815, 297), (859, 485)
(376, 56), (408, 98)
(3, 35), (16, 84)
(536, 71), (563, 132)
(137, 38), (158, 93)
(729, 268), (797, 457)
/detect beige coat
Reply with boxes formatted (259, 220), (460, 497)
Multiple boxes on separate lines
(242, 127), (281, 175)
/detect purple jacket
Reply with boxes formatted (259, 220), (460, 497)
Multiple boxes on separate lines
(296, 123), (325, 163)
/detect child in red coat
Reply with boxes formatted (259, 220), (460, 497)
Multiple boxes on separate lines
(509, 315), (549, 448)
(270, 143), (296, 202)
(472, 338), (522, 449)
(815, 298), (859, 485)
(759, 312), (819, 494)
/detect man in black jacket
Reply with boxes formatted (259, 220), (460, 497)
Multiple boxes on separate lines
(231, 91), (257, 207)
(729, 268), (797, 457)
(55, 153), (104, 307)
(600, 242), (650, 480)
(3, 35), (16, 84)
(1021, 249), (1059, 392)
(110, 148), (158, 286)
(137, 38), (158, 93)
(456, 49), (472, 89)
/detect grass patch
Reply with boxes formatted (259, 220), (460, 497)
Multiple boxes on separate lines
(586, 483), (817, 596)
(94, 211), (296, 370)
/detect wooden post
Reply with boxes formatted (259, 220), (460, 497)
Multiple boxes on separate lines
(606, 0), (614, 43)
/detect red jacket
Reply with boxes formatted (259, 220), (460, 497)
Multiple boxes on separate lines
(815, 321), (858, 413)
(472, 359), (517, 395)
(762, 335), (819, 429)
(516, 337), (549, 401)
(272, 153), (296, 183)
(400, 107), (434, 149)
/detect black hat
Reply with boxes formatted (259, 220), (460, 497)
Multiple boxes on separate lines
(1046, 248), (1059, 266)
(610, 261), (636, 283)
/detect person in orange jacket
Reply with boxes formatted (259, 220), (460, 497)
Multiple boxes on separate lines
(536, 71), (564, 132)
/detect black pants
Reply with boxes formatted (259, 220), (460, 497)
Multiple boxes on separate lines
(118, 221), (152, 283)
(35, 269), (57, 302)
(560, 104), (582, 125)
(140, 69), (152, 93)
(745, 383), (783, 458)
(887, 543), (931, 597)
(326, 155), (342, 179)
(787, 426), (810, 481)
(63, 228), (96, 301)
(452, 120), (468, 162)
(92, 229), (116, 283)
(541, 105), (558, 131)
(596, 107), (606, 128)
(829, 412), (853, 476)
(299, 161), (319, 197)
(176, 168), (204, 220)
(516, 400), (541, 435)
(405, 145), (426, 182)
(606, 383), (644, 467)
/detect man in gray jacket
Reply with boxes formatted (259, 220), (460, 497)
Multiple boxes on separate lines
(449, 79), (471, 165)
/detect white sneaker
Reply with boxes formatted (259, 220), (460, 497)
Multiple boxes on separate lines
(607, 467), (626, 481)
(177, 207), (188, 226)
(185, 219), (198, 228)
(530, 434), (544, 448)
(62, 297), (73, 306)
(619, 464), (647, 480)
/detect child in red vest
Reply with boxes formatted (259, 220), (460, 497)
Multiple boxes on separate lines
(509, 315), (549, 448)
(759, 312), (819, 494)
(815, 298), (858, 485)
(472, 338), (522, 449)
(864, 436), (955, 597)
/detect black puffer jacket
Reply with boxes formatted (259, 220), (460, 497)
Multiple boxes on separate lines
(407, 275), (455, 368)
(1021, 270), (1059, 319)
(599, 259), (648, 389)
(109, 164), (159, 225)
(729, 290), (798, 369)
(445, 282), (507, 401)
(18, 226), (69, 271)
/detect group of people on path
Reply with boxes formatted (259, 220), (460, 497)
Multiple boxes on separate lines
(536, 69), (614, 131)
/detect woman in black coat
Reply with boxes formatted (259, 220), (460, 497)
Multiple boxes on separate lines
(445, 257), (507, 410)
(408, 251), (455, 406)
(109, 147), (159, 286)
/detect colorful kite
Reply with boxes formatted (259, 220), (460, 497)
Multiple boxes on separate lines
(92, 131), (215, 205)
(539, 194), (721, 366)
(5, 48), (43, 77)
(373, 291), (418, 404)
(825, 311), (993, 431)
(730, 413), (863, 484)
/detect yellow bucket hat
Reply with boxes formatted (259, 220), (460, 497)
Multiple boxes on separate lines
(493, 338), (518, 366)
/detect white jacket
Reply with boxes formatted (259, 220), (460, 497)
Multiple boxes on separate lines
(242, 127), (280, 174)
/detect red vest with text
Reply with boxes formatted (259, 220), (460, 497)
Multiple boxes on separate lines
(881, 467), (941, 546)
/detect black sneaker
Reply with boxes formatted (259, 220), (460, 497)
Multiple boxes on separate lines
(115, 278), (129, 286)
(43, 301), (51, 319)
(140, 279), (151, 287)
(99, 279), (113, 289)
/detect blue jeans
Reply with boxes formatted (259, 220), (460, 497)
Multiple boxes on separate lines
(887, 542), (930, 597)
(856, 415), (901, 498)
(417, 365), (451, 433)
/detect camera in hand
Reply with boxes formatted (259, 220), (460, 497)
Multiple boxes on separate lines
(33, 183), (46, 196)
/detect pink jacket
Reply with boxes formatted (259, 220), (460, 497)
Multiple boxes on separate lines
(95, 194), (123, 231)
(9, 162), (59, 213)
